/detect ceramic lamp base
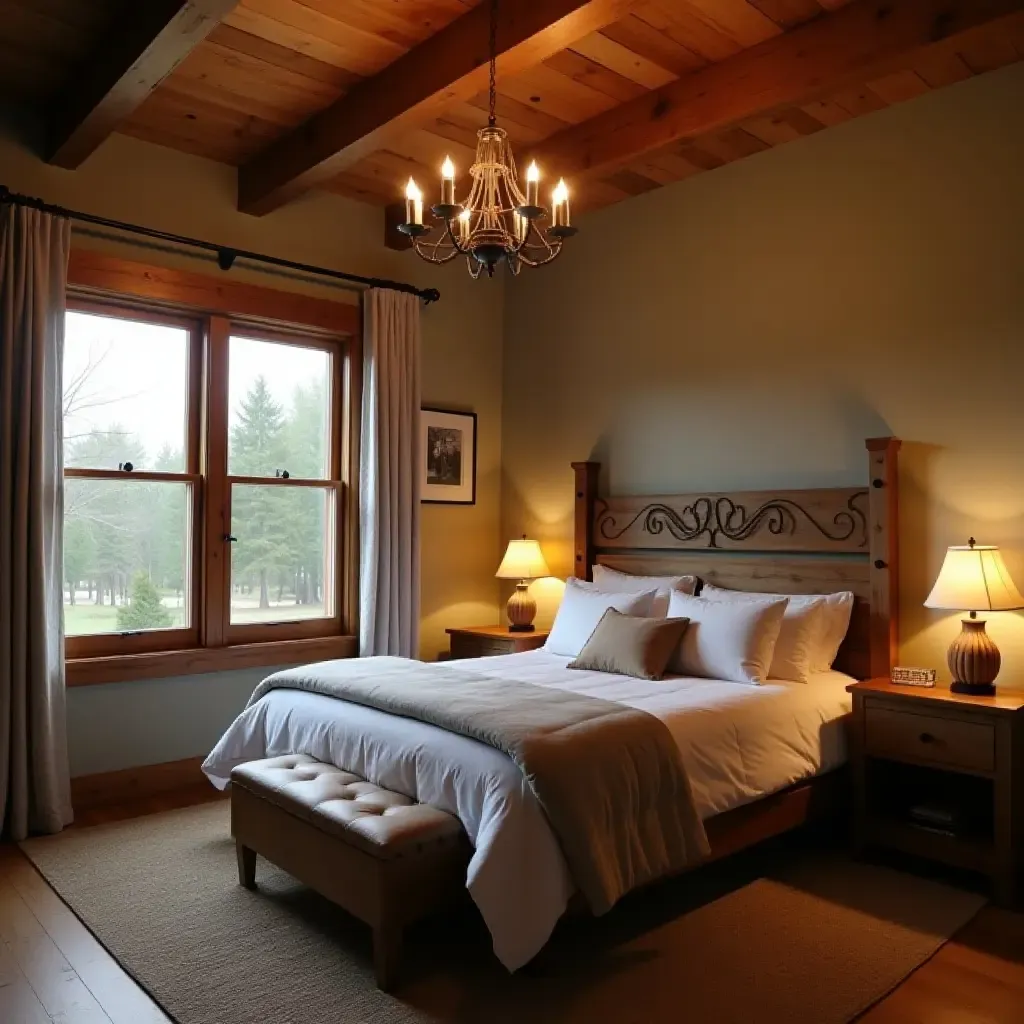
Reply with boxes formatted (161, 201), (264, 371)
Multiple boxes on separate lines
(506, 582), (536, 633)
(947, 617), (1000, 695)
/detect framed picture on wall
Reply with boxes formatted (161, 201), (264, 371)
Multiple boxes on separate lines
(421, 407), (477, 505)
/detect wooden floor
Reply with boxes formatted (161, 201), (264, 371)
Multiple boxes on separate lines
(0, 794), (1021, 1023)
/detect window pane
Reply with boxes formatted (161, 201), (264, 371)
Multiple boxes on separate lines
(64, 479), (191, 635)
(230, 484), (332, 625)
(64, 310), (189, 472)
(228, 336), (331, 480)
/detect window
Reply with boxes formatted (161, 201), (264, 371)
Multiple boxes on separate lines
(62, 287), (355, 679)
(63, 306), (200, 657)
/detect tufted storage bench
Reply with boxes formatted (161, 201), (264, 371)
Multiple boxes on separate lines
(230, 754), (470, 990)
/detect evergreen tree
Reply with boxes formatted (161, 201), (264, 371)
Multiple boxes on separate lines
(230, 377), (290, 608)
(117, 571), (173, 630)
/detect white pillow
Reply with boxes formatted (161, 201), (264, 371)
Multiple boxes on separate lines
(698, 584), (830, 683)
(700, 583), (854, 674)
(545, 579), (658, 658)
(667, 592), (788, 685)
(591, 565), (699, 617)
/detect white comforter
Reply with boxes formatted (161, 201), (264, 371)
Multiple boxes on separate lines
(203, 651), (852, 970)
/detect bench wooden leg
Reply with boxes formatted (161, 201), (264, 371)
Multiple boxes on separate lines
(372, 924), (403, 991)
(236, 841), (257, 889)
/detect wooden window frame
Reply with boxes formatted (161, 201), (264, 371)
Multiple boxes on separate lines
(64, 298), (204, 660)
(64, 251), (361, 686)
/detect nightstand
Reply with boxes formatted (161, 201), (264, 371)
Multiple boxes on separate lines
(445, 625), (550, 659)
(848, 678), (1023, 905)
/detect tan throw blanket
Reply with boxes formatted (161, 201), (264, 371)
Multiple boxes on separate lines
(248, 657), (709, 913)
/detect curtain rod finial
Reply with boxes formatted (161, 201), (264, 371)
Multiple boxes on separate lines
(422, 288), (440, 305)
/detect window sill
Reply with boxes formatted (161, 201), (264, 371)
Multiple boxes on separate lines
(66, 635), (358, 687)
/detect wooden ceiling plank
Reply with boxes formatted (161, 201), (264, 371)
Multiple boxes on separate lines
(431, 99), (552, 148)
(291, 0), (474, 51)
(495, 64), (621, 123)
(601, 168), (662, 194)
(529, 0), (1024, 183)
(206, 23), (361, 88)
(568, 30), (678, 88)
(226, 0), (406, 75)
(600, 14), (708, 77)
(956, 33), (1021, 73)
(910, 48), (974, 87)
(121, 87), (281, 164)
(635, 4), (746, 62)
(544, 50), (649, 102)
(829, 84), (889, 116)
(238, 0), (637, 214)
(48, 0), (240, 168)
(469, 92), (571, 136)
(670, 0), (784, 48)
(698, 126), (770, 161)
(800, 97), (853, 126)
(741, 113), (805, 146)
(867, 69), (931, 103)
(160, 45), (337, 128)
(777, 106), (827, 135)
(746, 0), (825, 29)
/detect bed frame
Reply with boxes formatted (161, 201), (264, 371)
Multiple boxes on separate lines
(572, 437), (901, 859)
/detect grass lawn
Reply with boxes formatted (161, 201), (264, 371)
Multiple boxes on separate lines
(64, 597), (325, 635)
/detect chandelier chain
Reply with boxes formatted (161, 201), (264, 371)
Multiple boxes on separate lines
(488, 0), (498, 127)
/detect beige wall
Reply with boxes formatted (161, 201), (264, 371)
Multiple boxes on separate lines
(0, 113), (503, 772)
(503, 64), (1024, 689)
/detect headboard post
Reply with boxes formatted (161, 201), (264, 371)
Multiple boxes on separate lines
(866, 437), (901, 679)
(572, 461), (599, 581)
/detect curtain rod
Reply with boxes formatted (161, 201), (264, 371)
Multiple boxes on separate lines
(0, 185), (441, 305)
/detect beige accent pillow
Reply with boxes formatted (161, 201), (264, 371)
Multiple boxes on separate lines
(568, 608), (691, 681)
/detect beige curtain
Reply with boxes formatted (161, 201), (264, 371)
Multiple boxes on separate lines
(359, 289), (421, 658)
(0, 205), (73, 839)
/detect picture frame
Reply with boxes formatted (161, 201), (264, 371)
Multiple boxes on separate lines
(421, 407), (477, 505)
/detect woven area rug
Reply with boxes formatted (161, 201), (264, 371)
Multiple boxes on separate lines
(21, 802), (983, 1024)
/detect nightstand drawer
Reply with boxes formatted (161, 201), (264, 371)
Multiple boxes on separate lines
(864, 705), (995, 772)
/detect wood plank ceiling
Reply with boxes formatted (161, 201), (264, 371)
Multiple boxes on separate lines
(4, 0), (1024, 217)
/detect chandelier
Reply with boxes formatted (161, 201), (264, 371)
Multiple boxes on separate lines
(397, 0), (577, 278)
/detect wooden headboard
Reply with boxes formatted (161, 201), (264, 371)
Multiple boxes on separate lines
(572, 438), (900, 680)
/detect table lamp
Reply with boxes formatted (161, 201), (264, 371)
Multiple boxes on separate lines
(924, 538), (1024, 695)
(496, 536), (550, 632)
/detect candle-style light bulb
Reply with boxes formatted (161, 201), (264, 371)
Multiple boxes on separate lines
(526, 161), (540, 207)
(458, 207), (471, 241)
(551, 179), (569, 227)
(440, 156), (456, 206)
(405, 178), (423, 226)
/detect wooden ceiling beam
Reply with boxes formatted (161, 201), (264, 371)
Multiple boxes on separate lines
(48, 0), (240, 169)
(237, 0), (638, 216)
(530, 0), (1024, 184)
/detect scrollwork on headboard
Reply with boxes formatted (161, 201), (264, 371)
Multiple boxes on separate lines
(593, 488), (868, 554)
(572, 438), (901, 680)
(596, 492), (868, 551)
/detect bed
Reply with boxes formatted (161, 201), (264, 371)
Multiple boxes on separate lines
(204, 436), (901, 970)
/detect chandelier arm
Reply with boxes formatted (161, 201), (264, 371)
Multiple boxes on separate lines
(412, 226), (460, 264)
(443, 216), (474, 256)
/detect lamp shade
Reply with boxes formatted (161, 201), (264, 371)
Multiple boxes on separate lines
(924, 541), (1024, 612)
(496, 537), (550, 580)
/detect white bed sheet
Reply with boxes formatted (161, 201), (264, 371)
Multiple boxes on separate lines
(203, 651), (852, 971)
